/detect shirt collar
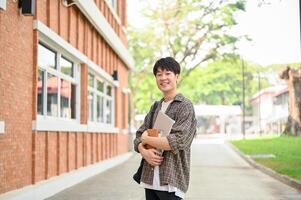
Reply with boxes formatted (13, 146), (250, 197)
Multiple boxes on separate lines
(160, 93), (184, 103)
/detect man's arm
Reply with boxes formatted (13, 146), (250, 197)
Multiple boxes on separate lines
(141, 131), (171, 150)
(133, 103), (157, 153)
(142, 101), (197, 154)
(138, 142), (163, 166)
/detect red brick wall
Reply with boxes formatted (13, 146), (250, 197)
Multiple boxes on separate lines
(0, 1), (34, 193)
(0, 0), (130, 195)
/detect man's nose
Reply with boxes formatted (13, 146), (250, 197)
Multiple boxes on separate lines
(160, 74), (167, 79)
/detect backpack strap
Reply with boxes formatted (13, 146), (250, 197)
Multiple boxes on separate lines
(149, 101), (159, 128)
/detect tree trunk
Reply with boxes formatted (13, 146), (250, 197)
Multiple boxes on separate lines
(280, 67), (301, 136)
(220, 91), (225, 105)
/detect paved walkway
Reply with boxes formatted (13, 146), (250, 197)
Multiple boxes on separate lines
(47, 134), (301, 200)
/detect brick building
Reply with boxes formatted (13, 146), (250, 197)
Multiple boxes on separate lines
(0, 0), (133, 198)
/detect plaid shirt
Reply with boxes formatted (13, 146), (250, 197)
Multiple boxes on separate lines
(134, 93), (197, 193)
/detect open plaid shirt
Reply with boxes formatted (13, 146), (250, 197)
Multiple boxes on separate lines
(134, 93), (197, 193)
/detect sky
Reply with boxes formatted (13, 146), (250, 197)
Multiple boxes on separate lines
(127, 0), (301, 66)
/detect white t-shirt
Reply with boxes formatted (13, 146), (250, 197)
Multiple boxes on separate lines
(140, 100), (185, 199)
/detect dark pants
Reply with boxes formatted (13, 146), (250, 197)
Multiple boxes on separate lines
(145, 189), (182, 200)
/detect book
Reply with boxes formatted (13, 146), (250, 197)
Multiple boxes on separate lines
(145, 128), (159, 149)
(145, 111), (175, 151)
(153, 110), (175, 137)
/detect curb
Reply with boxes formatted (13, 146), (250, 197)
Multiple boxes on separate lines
(227, 141), (301, 191)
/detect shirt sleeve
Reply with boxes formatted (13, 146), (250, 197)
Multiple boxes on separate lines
(166, 102), (197, 154)
(133, 103), (156, 153)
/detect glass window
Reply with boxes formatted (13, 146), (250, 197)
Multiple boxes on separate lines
(88, 91), (94, 121)
(60, 80), (76, 119)
(106, 85), (112, 96)
(97, 80), (104, 92)
(61, 56), (73, 77)
(88, 73), (94, 87)
(88, 73), (114, 126)
(37, 42), (78, 120)
(47, 74), (58, 117)
(105, 99), (112, 124)
(97, 95), (104, 123)
(70, 84), (76, 119)
(107, 0), (117, 12)
(37, 69), (45, 115)
(38, 44), (56, 69)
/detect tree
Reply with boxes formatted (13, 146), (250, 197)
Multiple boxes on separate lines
(280, 66), (301, 136)
(178, 57), (269, 113)
(128, 0), (247, 113)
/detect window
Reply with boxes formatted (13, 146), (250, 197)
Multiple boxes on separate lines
(37, 69), (45, 115)
(107, 0), (117, 13)
(37, 43), (78, 119)
(47, 74), (58, 117)
(88, 73), (114, 126)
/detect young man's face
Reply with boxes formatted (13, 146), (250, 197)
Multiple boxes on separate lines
(155, 68), (178, 94)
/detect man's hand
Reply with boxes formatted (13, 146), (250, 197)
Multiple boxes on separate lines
(138, 143), (163, 166)
(141, 130), (148, 145)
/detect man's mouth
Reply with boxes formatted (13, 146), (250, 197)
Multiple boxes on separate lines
(160, 82), (169, 86)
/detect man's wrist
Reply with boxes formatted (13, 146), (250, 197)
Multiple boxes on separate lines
(138, 142), (145, 154)
(141, 135), (148, 145)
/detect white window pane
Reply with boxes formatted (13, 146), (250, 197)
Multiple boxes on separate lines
(88, 74), (94, 87)
(106, 85), (112, 96)
(88, 91), (94, 121)
(60, 80), (76, 119)
(97, 95), (104, 122)
(97, 80), (104, 92)
(37, 69), (45, 115)
(71, 84), (76, 119)
(108, 0), (117, 11)
(38, 43), (56, 69)
(47, 74), (58, 117)
(61, 56), (73, 77)
(105, 99), (112, 124)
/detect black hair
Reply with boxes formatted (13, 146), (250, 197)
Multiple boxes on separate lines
(153, 57), (181, 76)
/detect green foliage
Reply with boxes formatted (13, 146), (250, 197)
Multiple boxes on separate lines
(231, 135), (301, 180)
(130, 56), (269, 114)
(178, 58), (269, 114)
(128, 0), (248, 113)
(129, 71), (162, 114)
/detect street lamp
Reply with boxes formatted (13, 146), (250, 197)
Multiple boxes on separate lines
(258, 71), (262, 136)
(241, 58), (246, 139)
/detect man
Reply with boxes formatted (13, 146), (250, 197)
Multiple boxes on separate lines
(134, 57), (197, 200)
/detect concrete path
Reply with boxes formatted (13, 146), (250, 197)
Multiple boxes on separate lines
(187, 135), (301, 200)
(47, 134), (301, 200)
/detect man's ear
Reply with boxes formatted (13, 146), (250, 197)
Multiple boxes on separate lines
(176, 74), (179, 83)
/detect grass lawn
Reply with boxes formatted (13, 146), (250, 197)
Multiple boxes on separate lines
(231, 135), (301, 181)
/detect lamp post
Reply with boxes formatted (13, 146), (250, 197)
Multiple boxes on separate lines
(258, 71), (262, 136)
(241, 59), (246, 139)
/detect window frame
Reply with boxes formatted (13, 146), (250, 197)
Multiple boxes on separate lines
(0, 121), (4, 134)
(88, 72), (115, 127)
(33, 21), (121, 133)
(37, 42), (80, 122)
(104, 0), (121, 25)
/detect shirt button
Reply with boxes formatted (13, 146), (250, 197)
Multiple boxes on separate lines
(151, 167), (154, 171)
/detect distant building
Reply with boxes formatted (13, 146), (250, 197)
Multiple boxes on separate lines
(250, 85), (288, 134)
(194, 105), (242, 134)
(0, 0), (133, 197)
(135, 105), (242, 135)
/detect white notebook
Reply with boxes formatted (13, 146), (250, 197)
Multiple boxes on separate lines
(153, 110), (175, 136)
